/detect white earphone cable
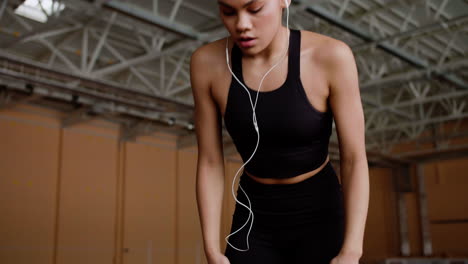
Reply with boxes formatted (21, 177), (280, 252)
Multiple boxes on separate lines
(224, 0), (290, 252)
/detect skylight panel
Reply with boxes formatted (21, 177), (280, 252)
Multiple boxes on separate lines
(14, 0), (66, 23)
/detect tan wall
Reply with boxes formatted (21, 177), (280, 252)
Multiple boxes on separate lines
(0, 105), (181, 264)
(1, 104), (467, 264)
(424, 159), (468, 257)
(0, 106), (61, 264)
(361, 167), (400, 264)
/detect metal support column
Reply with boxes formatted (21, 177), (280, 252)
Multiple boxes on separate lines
(417, 164), (433, 256)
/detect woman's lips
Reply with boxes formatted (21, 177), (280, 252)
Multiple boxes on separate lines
(238, 38), (257, 48)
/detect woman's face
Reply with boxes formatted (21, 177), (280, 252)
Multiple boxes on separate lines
(218, 0), (285, 55)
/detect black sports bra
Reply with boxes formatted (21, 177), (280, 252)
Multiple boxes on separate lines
(223, 29), (334, 179)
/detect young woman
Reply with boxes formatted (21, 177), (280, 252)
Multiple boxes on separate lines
(190, 0), (369, 263)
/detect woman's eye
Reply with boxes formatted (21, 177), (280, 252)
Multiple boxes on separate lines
(221, 8), (235, 16)
(220, 6), (262, 16)
(223, 11), (235, 16)
(250, 7), (263, 13)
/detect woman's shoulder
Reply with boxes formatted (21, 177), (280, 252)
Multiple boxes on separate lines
(298, 29), (353, 67)
(190, 37), (230, 93)
(191, 37), (229, 69)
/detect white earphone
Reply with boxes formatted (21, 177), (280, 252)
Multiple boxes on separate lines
(224, 0), (290, 252)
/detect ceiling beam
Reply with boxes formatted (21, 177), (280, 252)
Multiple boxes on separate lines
(301, 2), (468, 90)
(104, 0), (200, 40)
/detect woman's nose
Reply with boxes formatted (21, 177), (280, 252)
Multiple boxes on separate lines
(235, 13), (252, 32)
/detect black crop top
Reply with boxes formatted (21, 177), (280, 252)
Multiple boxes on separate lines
(223, 29), (334, 179)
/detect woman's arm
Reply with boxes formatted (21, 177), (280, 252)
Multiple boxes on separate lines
(190, 46), (227, 259)
(325, 40), (370, 260)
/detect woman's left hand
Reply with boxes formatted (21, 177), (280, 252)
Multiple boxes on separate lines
(330, 252), (361, 264)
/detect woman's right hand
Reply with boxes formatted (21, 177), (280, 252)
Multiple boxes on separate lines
(207, 252), (230, 264)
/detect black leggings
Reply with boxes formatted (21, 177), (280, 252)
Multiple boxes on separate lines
(224, 161), (345, 264)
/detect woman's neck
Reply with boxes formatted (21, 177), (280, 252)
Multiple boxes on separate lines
(243, 26), (289, 65)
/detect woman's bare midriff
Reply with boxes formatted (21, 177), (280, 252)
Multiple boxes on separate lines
(244, 155), (330, 185)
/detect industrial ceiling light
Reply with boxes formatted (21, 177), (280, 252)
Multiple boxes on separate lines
(186, 122), (194, 131)
(167, 117), (176, 126)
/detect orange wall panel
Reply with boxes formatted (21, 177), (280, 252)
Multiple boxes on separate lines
(424, 159), (468, 257)
(122, 141), (177, 264)
(55, 128), (118, 264)
(176, 148), (207, 264)
(361, 167), (400, 263)
(431, 223), (468, 257)
(0, 115), (60, 264)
